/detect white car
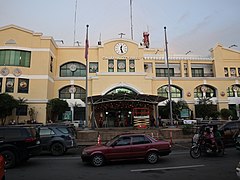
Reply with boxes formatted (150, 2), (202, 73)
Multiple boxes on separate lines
(236, 162), (240, 178)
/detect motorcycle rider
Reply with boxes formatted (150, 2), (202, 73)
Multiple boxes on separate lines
(203, 126), (218, 151)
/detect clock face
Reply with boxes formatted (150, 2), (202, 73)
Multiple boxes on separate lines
(114, 43), (128, 55)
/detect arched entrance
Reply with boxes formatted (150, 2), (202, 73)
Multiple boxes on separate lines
(88, 87), (166, 128)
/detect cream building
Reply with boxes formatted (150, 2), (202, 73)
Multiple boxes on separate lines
(0, 25), (240, 127)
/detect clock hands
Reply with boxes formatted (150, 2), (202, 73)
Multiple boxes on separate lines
(120, 45), (123, 53)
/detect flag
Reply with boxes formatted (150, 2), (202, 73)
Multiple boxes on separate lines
(85, 25), (89, 60)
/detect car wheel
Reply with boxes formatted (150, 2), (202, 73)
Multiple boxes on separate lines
(91, 154), (105, 167)
(51, 142), (65, 156)
(1, 150), (16, 169)
(146, 152), (159, 164)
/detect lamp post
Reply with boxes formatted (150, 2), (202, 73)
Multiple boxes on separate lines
(164, 26), (173, 127)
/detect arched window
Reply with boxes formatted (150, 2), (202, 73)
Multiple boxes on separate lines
(227, 85), (240, 97)
(194, 85), (216, 98)
(60, 62), (86, 77)
(106, 87), (137, 95)
(59, 85), (86, 101)
(74, 86), (86, 101)
(157, 85), (182, 98)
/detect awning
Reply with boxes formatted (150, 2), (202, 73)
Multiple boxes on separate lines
(88, 93), (167, 105)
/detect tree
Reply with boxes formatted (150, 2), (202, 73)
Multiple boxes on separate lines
(220, 108), (233, 120)
(161, 100), (189, 120)
(47, 98), (69, 122)
(0, 93), (18, 125)
(195, 96), (218, 120)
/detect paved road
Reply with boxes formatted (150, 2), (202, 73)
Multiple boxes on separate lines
(6, 146), (240, 180)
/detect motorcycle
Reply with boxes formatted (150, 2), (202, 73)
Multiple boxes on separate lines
(190, 133), (224, 159)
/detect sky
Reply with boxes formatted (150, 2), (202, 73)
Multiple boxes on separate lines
(1, 0), (240, 56)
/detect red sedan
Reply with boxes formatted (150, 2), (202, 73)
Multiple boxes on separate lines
(0, 155), (5, 180)
(81, 133), (171, 167)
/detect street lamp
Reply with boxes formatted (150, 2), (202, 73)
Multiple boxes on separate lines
(105, 111), (109, 127)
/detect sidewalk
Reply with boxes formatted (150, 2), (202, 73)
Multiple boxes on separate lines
(76, 127), (193, 148)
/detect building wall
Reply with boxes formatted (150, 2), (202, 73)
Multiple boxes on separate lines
(0, 25), (240, 124)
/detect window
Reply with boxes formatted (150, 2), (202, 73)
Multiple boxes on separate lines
(74, 86), (86, 101)
(59, 86), (71, 99)
(106, 87), (137, 95)
(89, 62), (98, 73)
(40, 128), (55, 136)
(194, 85), (216, 98)
(59, 86), (86, 101)
(115, 137), (131, 146)
(16, 105), (28, 116)
(18, 78), (29, 93)
(5, 78), (14, 93)
(132, 136), (151, 145)
(156, 68), (174, 77)
(0, 50), (31, 67)
(60, 62), (86, 77)
(230, 67), (236, 77)
(227, 87), (234, 97)
(157, 85), (182, 98)
(108, 59), (114, 72)
(227, 85), (240, 97)
(192, 68), (204, 77)
(117, 60), (126, 72)
(129, 59), (135, 72)
(224, 67), (228, 77)
(50, 56), (53, 72)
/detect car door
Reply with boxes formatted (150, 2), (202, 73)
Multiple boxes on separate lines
(131, 135), (151, 158)
(39, 127), (55, 149)
(105, 136), (132, 160)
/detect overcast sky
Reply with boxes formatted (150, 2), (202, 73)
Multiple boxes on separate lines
(1, 0), (240, 56)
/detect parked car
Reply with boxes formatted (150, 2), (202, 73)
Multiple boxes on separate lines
(236, 162), (240, 178)
(218, 120), (240, 146)
(81, 133), (171, 167)
(0, 126), (41, 168)
(0, 155), (5, 180)
(39, 124), (77, 156)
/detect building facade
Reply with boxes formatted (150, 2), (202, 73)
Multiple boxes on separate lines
(0, 25), (240, 127)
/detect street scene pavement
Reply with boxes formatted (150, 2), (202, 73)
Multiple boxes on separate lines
(6, 142), (239, 180)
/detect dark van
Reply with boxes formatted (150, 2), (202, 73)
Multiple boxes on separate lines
(0, 126), (41, 168)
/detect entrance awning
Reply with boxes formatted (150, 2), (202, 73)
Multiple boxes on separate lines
(88, 93), (167, 105)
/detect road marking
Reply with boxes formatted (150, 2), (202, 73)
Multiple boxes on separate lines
(131, 164), (205, 172)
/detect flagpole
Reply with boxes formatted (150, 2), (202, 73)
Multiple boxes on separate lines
(164, 26), (173, 127)
(85, 25), (89, 129)
(130, 0), (133, 40)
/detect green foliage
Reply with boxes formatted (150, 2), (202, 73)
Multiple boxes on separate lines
(220, 108), (233, 120)
(0, 93), (19, 125)
(160, 100), (190, 119)
(195, 96), (218, 120)
(182, 124), (194, 135)
(47, 98), (69, 122)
